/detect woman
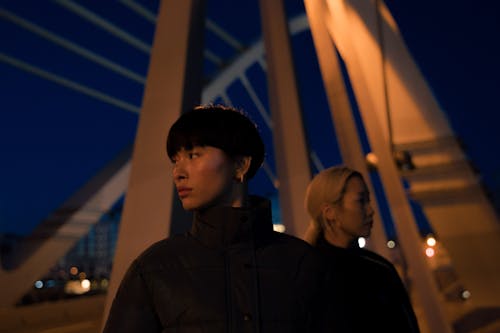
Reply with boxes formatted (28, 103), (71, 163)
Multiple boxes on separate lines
(104, 105), (324, 332)
(304, 165), (421, 333)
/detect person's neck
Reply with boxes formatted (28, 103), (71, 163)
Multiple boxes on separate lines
(231, 182), (249, 208)
(230, 196), (249, 208)
(324, 232), (352, 249)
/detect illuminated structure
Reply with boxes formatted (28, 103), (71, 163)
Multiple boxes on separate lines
(1, 1), (499, 332)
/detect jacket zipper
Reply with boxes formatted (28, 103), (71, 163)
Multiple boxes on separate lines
(251, 236), (261, 333)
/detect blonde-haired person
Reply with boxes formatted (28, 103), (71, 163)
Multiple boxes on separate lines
(304, 165), (420, 333)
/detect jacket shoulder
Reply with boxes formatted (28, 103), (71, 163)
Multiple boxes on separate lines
(355, 248), (399, 274)
(269, 232), (324, 270)
(133, 234), (190, 269)
(271, 231), (317, 251)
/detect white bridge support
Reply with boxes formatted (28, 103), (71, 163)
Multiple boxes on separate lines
(304, 0), (389, 260)
(0, 148), (131, 307)
(101, 0), (206, 327)
(313, 0), (500, 331)
(307, 1), (452, 332)
(259, 0), (312, 237)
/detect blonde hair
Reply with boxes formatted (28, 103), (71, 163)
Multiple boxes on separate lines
(303, 165), (362, 244)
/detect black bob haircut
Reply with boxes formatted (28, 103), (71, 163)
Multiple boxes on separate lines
(166, 105), (265, 179)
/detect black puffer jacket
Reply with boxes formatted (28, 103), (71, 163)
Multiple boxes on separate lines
(104, 197), (324, 333)
(316, 237), (421, 333)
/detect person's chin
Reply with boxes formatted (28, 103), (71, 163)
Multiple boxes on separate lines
(362, 228), (372, 238)
(181, 199), (211, 211)
(180, 199), (197, 211)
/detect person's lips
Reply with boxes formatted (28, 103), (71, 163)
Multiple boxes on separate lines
(177, 187), (192, 198)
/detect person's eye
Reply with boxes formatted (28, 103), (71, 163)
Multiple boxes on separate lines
(189, 152), (200, 159)
(358, 196), (369, 204)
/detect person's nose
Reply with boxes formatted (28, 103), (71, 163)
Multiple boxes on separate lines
(173, 159), (187, 182)
(366, 203), (375, 217)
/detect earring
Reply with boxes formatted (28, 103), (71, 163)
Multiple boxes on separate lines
(234, 174), (244, 183)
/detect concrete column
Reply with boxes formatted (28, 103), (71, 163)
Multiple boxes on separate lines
(304, 0), (389, 259)
(321, 0), (452, 332)
(102, 0), (205, 325)
(259, 0), (311, 237)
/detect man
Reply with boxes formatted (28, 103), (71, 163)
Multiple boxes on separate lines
(104, 105), (325, 332)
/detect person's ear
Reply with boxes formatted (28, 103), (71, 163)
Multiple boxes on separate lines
(321, 203), (336, 223)
(234, 156), (252, 183)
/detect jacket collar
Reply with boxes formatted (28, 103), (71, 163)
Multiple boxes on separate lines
(317, 235), (360, 253)
(189, 195), (274, 249)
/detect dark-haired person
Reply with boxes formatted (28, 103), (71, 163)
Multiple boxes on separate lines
(304, 165), (421, 333)
(104, 105), (325, 332)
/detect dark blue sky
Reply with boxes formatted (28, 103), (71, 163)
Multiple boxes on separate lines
(0, 1), (499, 236)
(385, 0), (500, 211)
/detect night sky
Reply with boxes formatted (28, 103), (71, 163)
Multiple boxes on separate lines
(0, 0), (499, 236)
